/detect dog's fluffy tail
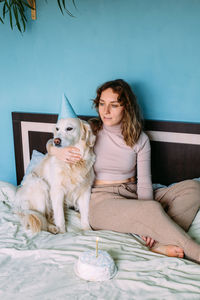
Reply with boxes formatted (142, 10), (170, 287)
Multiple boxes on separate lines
(17, 210), (59, 234)
(18, 210), (47, 233)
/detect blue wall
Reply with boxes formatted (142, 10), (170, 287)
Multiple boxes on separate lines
(1, 0), (200, 185)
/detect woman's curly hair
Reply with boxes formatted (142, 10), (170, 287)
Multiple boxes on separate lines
(90, 79), (143, 147)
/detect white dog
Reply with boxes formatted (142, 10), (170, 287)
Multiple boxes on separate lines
(15, 118), (96, 234)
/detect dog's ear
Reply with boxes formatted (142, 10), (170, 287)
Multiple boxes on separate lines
(81, 120), (96, 147)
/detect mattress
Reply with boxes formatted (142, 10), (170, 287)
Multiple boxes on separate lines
(0, 181), (200, 299)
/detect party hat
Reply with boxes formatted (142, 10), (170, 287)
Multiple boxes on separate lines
(58, 93), (77, 120)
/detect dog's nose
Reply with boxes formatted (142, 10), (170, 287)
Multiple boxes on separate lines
(54, 138), (61, 145)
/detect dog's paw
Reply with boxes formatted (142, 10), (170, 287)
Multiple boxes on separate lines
(48, 224), (60, 234)
(82, 226), (91, 231)
(59, 225), (67, 234)
(81, 222), (91, 231)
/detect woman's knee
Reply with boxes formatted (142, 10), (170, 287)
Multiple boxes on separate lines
(170, 179), (200, 197)
(189, 180), (200, 204)
(185, 179), (200, 191)
(184, 180), (200, 200)
(174, 180), (200, 207)
(176, 179), (200, 190)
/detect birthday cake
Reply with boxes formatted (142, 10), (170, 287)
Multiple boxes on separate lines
(75, 250), (117, 281)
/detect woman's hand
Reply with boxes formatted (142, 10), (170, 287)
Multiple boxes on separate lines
(141, 236), (156, 248)
(50, 145), (82, 164)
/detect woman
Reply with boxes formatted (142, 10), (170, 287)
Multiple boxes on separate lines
(49, 79), (200, 263)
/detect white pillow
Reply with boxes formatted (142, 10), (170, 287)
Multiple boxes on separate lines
(21, 150), (44, 184)
(153, 183), (166, 190)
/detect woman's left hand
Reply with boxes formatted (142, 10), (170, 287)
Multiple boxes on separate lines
(141, 236), (156, 248)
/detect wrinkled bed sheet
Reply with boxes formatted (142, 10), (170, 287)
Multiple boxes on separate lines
(0, 181), (200, 300)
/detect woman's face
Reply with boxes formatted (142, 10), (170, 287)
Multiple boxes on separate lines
(98, 88), (124, 127)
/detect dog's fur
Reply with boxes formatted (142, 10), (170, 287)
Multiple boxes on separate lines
(15, 118), (96, 234)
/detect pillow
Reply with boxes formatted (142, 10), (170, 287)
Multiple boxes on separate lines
(194, 177), (200, 182)
(152, 183), (166, 190)
(21, 150), (44, 184)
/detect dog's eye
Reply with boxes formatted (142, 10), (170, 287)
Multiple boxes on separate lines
(66, 127), (73, 131)
(56, 127), (59, 131)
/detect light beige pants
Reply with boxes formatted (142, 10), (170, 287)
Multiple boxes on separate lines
(89, 180), (200, 262)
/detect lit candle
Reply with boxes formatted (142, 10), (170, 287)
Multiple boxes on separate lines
(96, 237), (99, 258)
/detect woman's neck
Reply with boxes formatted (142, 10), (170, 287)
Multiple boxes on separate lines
(103, 123), (122, 133)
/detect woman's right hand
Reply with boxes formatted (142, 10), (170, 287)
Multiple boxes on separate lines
(141, 236), (156, 248)
(50, 145), (82, 164)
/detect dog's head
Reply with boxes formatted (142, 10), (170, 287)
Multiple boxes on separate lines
(53, 118), (82, 148)
(53, 118), (95, 149)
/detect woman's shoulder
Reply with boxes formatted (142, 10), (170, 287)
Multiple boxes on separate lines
(138, 131), (150, 142)
(134, 131), (150, 150)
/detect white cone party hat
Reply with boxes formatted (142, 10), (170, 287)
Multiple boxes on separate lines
(58, 94), (77, 120)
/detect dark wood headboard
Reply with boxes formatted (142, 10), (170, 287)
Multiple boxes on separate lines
(12, 112), (200, 186)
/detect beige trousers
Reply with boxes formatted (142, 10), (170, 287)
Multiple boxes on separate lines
(89, 180), (200, 262)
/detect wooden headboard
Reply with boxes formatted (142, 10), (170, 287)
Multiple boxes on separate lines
(12, 112), (200, 186)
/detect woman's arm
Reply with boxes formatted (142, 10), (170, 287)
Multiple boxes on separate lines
(136, 133), (156, 246)
(136, 133), (153, 200)
(141, 235), (156, 248)
(46, 139), (81, 163)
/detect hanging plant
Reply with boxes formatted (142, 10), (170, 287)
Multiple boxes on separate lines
(0, 0), (76, 33)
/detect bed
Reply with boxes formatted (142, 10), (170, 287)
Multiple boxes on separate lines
(0, 112), (200, 299)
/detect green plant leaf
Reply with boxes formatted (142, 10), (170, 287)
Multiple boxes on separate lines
(21, 13), (26, 31)
(16, 2), (27, 32)
(72, 0), (77, 10)
(13, 5), (22, 32)
(3, 1), (9, 18)
(62, 0), (66, 9)
(16, 0), (25, 12)
(60, 0), (75, 17)
(18, 5), (27, 23)
(57, 0), (64, 15)
(3, 2), (6, 18)
(9, 6), (13, 30)
(1, 0), (77, 32)
(21, 0), (33, 10)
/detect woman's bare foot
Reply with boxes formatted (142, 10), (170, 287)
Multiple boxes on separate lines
(151, 244), (184, 258)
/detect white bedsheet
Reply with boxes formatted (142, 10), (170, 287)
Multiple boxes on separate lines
(0, 181), (200, 300)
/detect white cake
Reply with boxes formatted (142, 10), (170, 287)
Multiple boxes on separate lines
(75, 250), (117, 281)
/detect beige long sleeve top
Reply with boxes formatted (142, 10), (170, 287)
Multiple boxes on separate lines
(94, 123), (153, 200)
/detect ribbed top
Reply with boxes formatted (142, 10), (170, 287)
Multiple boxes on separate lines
(94, 125), (153, 200)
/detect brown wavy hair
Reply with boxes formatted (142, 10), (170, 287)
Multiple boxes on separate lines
(90, 79), (143, 147)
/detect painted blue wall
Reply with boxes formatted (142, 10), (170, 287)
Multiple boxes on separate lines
(1, 0), (200, 185)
